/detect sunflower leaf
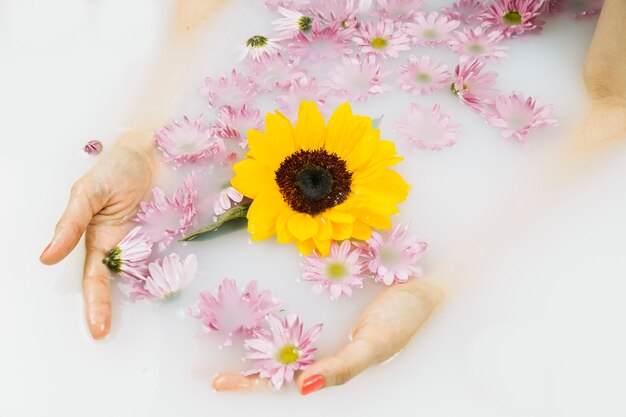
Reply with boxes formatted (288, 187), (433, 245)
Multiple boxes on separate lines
(180, 204), (249, 242)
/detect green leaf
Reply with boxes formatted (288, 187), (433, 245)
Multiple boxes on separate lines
(180, 204), (249, 242)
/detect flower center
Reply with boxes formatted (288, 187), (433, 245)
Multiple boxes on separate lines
(380, 246), (399, 266)
(415, 72), (432, 84)
(246, 35), (268, 48)
(502, 11), (522, 25)
(325, 262), (347, 281)
(275, 149), (352, 216)
(102, 246), (122, 273)
(277, 344), (300, 364)
(298, 16), (312, 32)
(371, 37), (388, 50)
(422, 29), (438, 40)
(467, 43), (485, 54)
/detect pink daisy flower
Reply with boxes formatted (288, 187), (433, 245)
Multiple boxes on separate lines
(353, 18), (411, 59)
(135, 176), (198, 250)
(140, 253), (197, 301)
(102, 226), (153, 281)
(485, 92), (558, 143)
(306, 0), (365, 29)
(396, 55), (450, 95)
(214, 105), (262, 148)
(448, 26), (509, 63)
(395, 103), (461, 151)
(214, 186), (245, 216)
(83, 140), (103, 155)
(325, 55), (390, 102)
(240, 35), (283, 62)
(246, 53), (307, 92)
(155, 116), (225, 166)
(480, 0), (545, 38)
(405, 11), (460, 47)
(375, 0), (424, 22)
(244, 313), (323, 390)
(275, 76), (328, 119)
(264, 0), (312, 11)
(272, 7), (314, 39)
(200, 69), (259, 110)
(301, 240), (367, 300)
(359, 223), (427, 286)
(288, 21), (352, 62)
(442, 0), (486, 26)
(451, 59), (499, 113)
(190, 279), (281, 347)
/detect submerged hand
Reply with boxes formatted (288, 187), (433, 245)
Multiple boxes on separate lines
(39, 130), (156, 339)
(212, 279), (444, 394)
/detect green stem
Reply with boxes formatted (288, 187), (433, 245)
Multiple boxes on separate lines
(180, 204), (249, 242)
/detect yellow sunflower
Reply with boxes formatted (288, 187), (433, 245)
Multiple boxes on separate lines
(231, 101), (409, 256)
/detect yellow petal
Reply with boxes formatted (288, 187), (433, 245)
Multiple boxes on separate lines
(246, 189), (285, 240)
(331, 221), (353, 240)
(324, 209), (356, 224)
(313, 237), (332, 257)
(246, 112), (295, 170)
(296, 238), (315, 255)
(287, 212), (319, 241)
(325, 105), (372, 159)
(276, 209), (295, 243)
(316, 216), (333, 241)
(231, 159), (274, 199)
(351, 219), (372, 241)
(294, 101), (325, 150)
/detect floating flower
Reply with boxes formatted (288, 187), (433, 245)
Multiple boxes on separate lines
(214, 105), (263, 149)
(353, 18), (411, 59)
(442, 0), (486, 26)
(275, 76), (328, 120)
(142, 253), (197, 300)
(246, 53), (307, 92)
(83, 140), (103, 155)
(405, 11), (460, 47)
(102, 226), (152, 281)
(307, 0), (360, 28)
(214, 186), (245, 216)
(301, 240), (366, 300)
(231, 101), (409, 256)
(190, 279), (281, 347)
(396, 55), (450, 95)
(448, 26), (508, 63)
(395, 103), (461, 151)
(273, 7), (314, 39)
(200, 69), (259, 110)
(480, 0), (545, 38)
(359, 223), (427, 286)
(485, 92), (558, 143)
(325, 55), (390, 102)
(155, 116), (225, 166)
(288, 21), (352, 62)
(240, 35), (283, 61)
(244, 313), (323, 390)
(451, 59), (498, 113)
(135, 176), (198, 249)
(264, 0), (312, 11)
(375, 0), (424, 22)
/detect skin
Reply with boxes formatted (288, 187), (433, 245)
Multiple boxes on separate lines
(39, 0), (626, 395)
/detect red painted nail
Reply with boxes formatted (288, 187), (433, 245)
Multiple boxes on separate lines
(301, 374), (325, 395)
(40, 242), (52, 259)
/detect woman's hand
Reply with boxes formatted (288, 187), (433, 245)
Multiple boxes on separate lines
(39, 130), (156, 339)
(212, 279), (444, 394)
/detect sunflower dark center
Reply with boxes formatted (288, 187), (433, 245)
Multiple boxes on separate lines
(275, 149), (352, 216)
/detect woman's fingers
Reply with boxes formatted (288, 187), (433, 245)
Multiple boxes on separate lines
(39, 177), (108, 265)
(297, 279), (445, 395)
(212, 373), (271, 392)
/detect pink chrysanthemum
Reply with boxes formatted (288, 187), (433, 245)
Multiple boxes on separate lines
(240, 35), (283, 61)
(214, 105), (262, 148)
(155, 116), (225, 166)
(396, 55), (450, 95)
(485, 92), (558, 143)
(83, 140), (103, 155)
(442, 0), (486, 26)
(142, 253), (197, 300)
(301, 240), (366, 300)
(135, 175), (198, 249)
(102, 226), (153, 282)
(395, 103), (461, 151)
(406, 11), (460, 47)
(306, 0), (359, 28)
(244, 313), (323, 390)
(275, 76), (328, 119)
(288, 21), (353, 62)
(448, 26), (509, 63)
(272, 8), (314, 39)
(451, 59), (499, 113)
(200, 69), (259, 110)
(325, 55), (390, 102)
(264, 0), (312, 12)
(353, 18), (411, 59)
(246, 53), (307, 92)
(190, 279), (281, 347)
(480, 0), (545, 38)
(214, 186), (245, 216)
(375, 0), (424, 22)
(359, 223), (427, 286)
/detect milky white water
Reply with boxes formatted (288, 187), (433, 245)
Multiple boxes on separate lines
(2, 1), (626, 416)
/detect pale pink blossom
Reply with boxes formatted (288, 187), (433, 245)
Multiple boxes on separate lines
(301, 240), (367, 300)
(325, 55), (390, 102)
(485, 92), (558, 143)
(272, 7), (313, 39)
(480, 0), (545, 38)
(214, 186), (245, 216)
(406, 11), (460, 47)
(246, 53), (308, 92)
(375, 0), (424, 22)
(200, 69), (259, 110)
(442, 0), (486, 26)
(83, 140), (103, 155)
(359, 223), (427, 286)
(275, 76), (328, 120)
(448, 26), (509, 63)
(155, 116), (225, 166)
(244, 313), (323, 390)
(395, 103), (461, 151)
(143, 253), (197, 300)
(288, 22), (353, 62)
(190, 279), (281, 347)
(396, 55), (450, 95)
(451, 59), (499, 113)
(306, 0), (360, 28)
(214, 105), (263, 148)
(353, 18), (411, 59)
(102, 226), (153, 282)
(264, 0), (311, 11)
(240, 35), (284, 62)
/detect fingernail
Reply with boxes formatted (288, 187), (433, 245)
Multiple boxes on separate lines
(301, 374), (325, 395)
(40, 242), (52, 260)
(213, 373), (250, 391)
(88, 307), (110, 340)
